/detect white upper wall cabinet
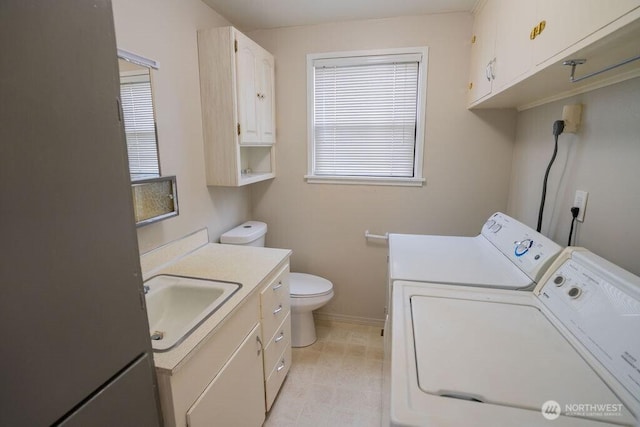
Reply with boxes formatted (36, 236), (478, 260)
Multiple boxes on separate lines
(533, 0), (640, 66)
(492, 0), (536, 91)
(468, 0), (640, 109)
(468, 0), (537, 103)
(197, 26), (276, 186)
(235, 31), (276, 145)
(467, 0), (497, 104)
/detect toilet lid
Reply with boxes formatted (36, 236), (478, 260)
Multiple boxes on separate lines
(290, 273), (333, 297)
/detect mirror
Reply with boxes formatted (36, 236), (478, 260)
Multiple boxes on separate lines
(117, 50), (178, 227)
(117, 49), (160, 181)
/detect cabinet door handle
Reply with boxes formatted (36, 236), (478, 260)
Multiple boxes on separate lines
(256, 335), (263, 356)
(276, 359), (286, 372)
(272, 281), (283, 291)
(485, 62), (492, 81)
(275, 331), (285, 343)
(273, 304), (283, 315)
(530, 26), (538, 40)
(490, 58), (496, 80)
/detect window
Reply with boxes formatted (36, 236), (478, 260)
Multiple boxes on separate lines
(119, 71), (160, 178)
(306, 48), (428, 186)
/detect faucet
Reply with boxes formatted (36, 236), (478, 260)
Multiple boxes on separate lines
(143, 285), (150, 294)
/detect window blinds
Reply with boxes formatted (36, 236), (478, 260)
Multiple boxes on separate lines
(119, 80), (159, 176)
(312, 56), (419, 177)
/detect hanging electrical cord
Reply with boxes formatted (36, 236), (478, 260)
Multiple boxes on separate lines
(536, 120), (565, 232)
(567, 207), (580, 245)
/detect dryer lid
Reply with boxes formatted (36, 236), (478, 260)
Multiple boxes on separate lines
(290, 273), (333, 296)
(389, 234), (532, 289)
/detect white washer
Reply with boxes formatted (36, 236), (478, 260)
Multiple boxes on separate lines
(389, 212), (562, 291)
(385, 248), (640, 426)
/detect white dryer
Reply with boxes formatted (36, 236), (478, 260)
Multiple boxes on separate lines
(385, 248), (640, 426)
(388, 212), (562, 291)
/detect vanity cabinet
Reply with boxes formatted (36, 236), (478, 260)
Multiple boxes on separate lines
(468, 0), (640, 109)
(154, 256), (293, 427)
(186, 324), (264, 427)
(197, 26), (276, 187)
(155, 292), (263, 427)
(259, 265), (292, 410)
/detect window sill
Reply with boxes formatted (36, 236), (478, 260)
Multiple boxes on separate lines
(304, 175), (425, 187)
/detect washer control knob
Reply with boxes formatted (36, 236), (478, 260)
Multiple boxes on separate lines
(568, 286), (582, 299)
(553, 275), (565, 286)
(514, 239), (533, 256)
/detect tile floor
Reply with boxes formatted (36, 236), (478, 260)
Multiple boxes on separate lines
(264, 319), (384, 427)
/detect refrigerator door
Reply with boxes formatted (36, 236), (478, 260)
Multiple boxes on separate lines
(0, 1), (160, 426)
(58, 354), (160, 427)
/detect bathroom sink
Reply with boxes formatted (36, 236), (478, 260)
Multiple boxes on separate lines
(144, 275), (241, 351)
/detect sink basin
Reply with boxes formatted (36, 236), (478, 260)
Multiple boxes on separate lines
(144, 275), (241, 351)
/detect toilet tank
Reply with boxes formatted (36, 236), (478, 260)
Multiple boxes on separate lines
(220, 221), (267, 247)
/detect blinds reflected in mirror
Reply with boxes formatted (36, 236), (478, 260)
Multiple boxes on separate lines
(119, 71), (159, 177)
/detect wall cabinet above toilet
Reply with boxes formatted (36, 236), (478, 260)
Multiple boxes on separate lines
(197, 26), (276, 186)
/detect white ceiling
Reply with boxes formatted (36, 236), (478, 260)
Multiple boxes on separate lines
(201, 0), (479, 31)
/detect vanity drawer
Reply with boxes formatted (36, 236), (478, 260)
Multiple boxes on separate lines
(265, 344), (291, 411)
(263, 312), (291, 374)
(260, 266), (289, 339)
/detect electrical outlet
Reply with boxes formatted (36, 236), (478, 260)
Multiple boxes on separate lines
(574, 190), (588, 222)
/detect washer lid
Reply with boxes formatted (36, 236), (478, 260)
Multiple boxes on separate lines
(290, 273), (333, 296)
(410, 295), (634, 424)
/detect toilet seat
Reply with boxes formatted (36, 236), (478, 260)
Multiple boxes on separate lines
(290, 273), (333, 298)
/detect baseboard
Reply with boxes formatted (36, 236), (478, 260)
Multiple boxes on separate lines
(313, 311), (384, 328)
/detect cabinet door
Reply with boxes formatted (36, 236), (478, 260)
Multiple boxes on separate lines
(186, 324), (265, 427)
(236, 33), (260, 144)
(533, 0), (640, 65)
(492, 0), (536, 91)
(257, 53), (276, 143)
(468, 0), (497, 103)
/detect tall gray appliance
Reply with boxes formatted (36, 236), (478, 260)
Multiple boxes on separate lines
(0, 1), (161, 426)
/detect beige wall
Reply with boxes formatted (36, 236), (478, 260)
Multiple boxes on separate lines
(249, 14), (517, 323)
(508, 77), (640, 275)
(112, 0), (251, 254)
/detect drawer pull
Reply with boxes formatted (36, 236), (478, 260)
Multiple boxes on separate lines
(273, 304), (283, 315)
(276, 359), (286, 372)
(272, 281), (283, 291)
(275, 332), (285, 343)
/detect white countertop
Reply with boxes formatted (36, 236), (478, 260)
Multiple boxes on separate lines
(145, 243), (291, 373)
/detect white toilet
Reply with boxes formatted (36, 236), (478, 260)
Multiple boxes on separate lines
(220, 221), (334, 347)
